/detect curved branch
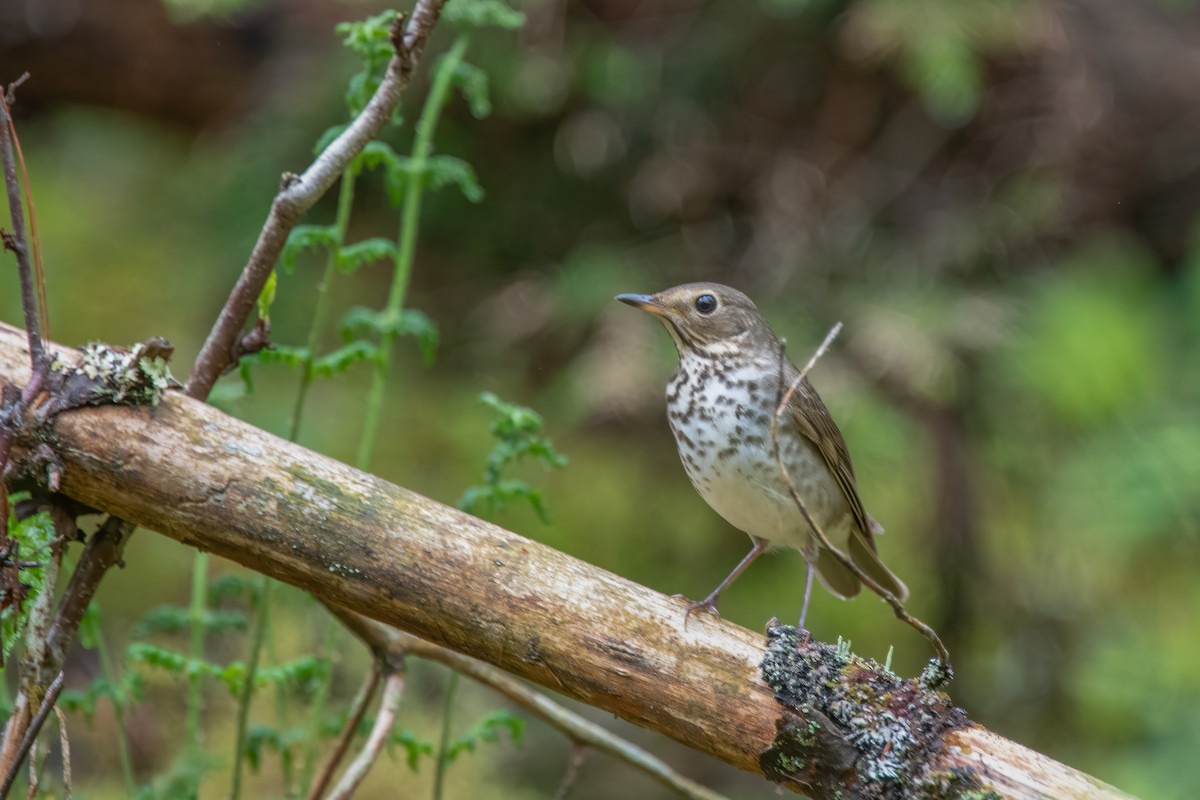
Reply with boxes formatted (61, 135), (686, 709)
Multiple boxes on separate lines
(323, 669), (406, 800)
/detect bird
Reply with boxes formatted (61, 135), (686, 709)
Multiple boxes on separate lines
(616, 282), (908, 629)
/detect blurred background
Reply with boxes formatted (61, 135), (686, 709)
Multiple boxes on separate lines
(2, 0), (1199, 797)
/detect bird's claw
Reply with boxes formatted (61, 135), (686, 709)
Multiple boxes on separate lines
(676, 595), (721, 630)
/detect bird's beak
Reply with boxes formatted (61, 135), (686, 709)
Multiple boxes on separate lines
(615, 293), (676, 318)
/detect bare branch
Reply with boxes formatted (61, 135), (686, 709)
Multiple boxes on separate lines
(53, 708), (70, 800)
(323, 668), (406, 800)
(0, 83), (46, 384)
(0, 671), (64, 797)
(304, 661), (382, 800)
(184, 0), (447, 399)
(553, 744), (587, 800)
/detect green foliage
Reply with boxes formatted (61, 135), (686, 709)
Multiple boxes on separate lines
(848, 0), (1032, 124)
(390, 727), (436, 770)
(444, 0), (526, 30)
(257, 269), (277, 321)
(161, 0), (259, 22)
(134, 605), (249, 638)
(59, 672), (146, 724)
(242, 723), (308, 772)
(313, 340), (380, 376)
(256, 655), (329, 691)
(450, 61), (492, 118)
(383, 154), (485, 204)
(282, 225), (341, 272)
(126, 642), (327, 697)
(1006, 241), (1160, 424)
(208, 574), (264, 604)
(1, 506), (55, 663)
(336, 10), (405, 115)
(341, 306), (439, 365)
(443, 709), (525, 763)
(336, 237), (399, 273)
(131, 752), (211, 800)
(458, 392), (568, 522)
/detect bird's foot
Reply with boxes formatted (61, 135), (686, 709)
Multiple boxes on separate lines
(674, 593), (721, 629)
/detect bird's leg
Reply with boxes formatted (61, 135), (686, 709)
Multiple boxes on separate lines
(682, 537), (769, 626)
(797, 560), (815, 633)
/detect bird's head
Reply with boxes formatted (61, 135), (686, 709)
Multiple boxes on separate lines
(616, 282), (774, 357)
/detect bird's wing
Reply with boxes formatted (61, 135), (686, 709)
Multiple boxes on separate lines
(786, 374), (879, 554)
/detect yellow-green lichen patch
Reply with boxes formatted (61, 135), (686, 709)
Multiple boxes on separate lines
(282, 463), (375, 521)
(48, 338), (176, 409)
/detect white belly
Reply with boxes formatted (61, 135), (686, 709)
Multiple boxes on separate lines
(667, 361), (853, 557)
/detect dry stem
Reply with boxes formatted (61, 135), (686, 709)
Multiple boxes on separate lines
(769, 326), (952, 673)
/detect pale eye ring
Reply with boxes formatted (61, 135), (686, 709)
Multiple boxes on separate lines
(695, 294), (717, 314)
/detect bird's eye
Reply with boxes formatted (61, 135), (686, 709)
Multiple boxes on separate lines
(694, 294), (718, 314)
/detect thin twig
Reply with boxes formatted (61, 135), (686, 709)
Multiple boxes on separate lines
(40, 516), (131, 664)
(185, 0), (447, 400)
(0, 81), (47, 386)
(322, 667), (406, 800)
(304, 661), (382, 800)
(0, 671), (64, 798)
(553, 743), (587, 800)
(325, 605), (729, 800)
(23, 737), (36, 800)
(53, 707), (70, 800)
(769, 326), (952, 672)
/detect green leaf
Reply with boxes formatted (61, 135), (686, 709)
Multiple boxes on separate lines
(444, 710), (525, 763)
(354, 140), (404, 175)
(384, 154), (485, 204)
(134, 606), (247, 638)
(450, 61), (492, 118)
(208, 574), (264, 604)
(312, 341), (379, 377)
(336, 11), (401, 114)
(336, 237), (398, 273)
(425, 155), (485, 202)
(458, 393), (567, 523)
(1, 510), (55, 662)
(218, 661), (247, 695)
(282, 224), (340, 272)
(127, 642), (189, 676)
(243, 724), (282, 771)
(131, 752), (209, 800)
(243, 345), (312, 370)
(133, 605), (189, 638)
(256, 269), (277, 321)
(341, 307), (439, 364)
(444, 0), (526, 30)
(336, 11), (399, 60)
(257, 655), (328, 691)
(389, 728), (435, 771)
(59, 672), (144, 725)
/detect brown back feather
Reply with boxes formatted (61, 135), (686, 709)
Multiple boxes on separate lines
(785, 371), (879, 555)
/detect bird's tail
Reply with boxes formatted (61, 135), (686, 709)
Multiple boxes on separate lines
(815, 533), (909, 602)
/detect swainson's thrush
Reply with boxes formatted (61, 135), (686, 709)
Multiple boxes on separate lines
(617, 282), (908, 628)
